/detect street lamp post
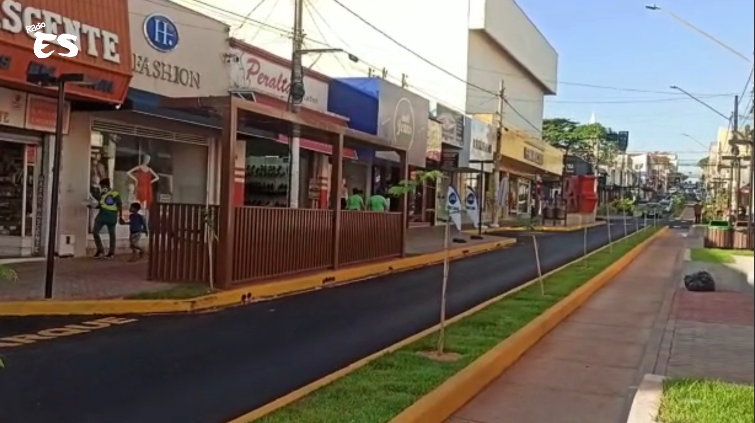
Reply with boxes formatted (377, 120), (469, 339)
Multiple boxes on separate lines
(26, 72), (87, 299)
(645, 5), (752, 64)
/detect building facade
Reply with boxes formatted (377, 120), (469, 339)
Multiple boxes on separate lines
(1, 0), (133, 259)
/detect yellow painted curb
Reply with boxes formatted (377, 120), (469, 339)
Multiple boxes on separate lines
(0, 238), (516, 317)
(225, 226), (665, 423)
(388, 226), (668, 423)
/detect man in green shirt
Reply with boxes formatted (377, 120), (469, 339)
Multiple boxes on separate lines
(89, 178), (124, 258)
(345, 188), (365, 210)
(367, 190), (389, 212)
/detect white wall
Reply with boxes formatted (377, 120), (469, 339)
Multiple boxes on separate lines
(466, 30), (545, 134)
(468, 0), (557, 94)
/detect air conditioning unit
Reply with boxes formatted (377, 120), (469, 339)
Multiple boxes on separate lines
(57, 234), (75, 257)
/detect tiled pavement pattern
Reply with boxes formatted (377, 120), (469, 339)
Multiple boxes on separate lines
(449, 231), (683, 423)
(660, 291), (754, 385)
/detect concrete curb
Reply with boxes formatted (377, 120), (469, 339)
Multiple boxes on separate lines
(385, 227), (668, 423)
(484, 221), (606, 233)
(0, 238), (516, 317)
(626, 374), (666, 423)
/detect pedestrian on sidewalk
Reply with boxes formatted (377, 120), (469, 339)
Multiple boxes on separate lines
(367, 189), (389, 212)
(693, 201), (703, 224)
(89, 178), (124, 259)
(128, 202), (148, 261)
(346, 188), (365, 211)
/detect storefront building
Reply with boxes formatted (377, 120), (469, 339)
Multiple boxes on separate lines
(327, 77), (429, 215)
(227, 39), (361, 210)
(56, 0), (229, 257)
(459, 116), (495, 222)
(0, 0), (132, 258)
(496, 126), (563, 217)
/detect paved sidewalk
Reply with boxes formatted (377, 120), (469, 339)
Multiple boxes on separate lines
(449, 230), (684, 423)
(1, 228), (508, 301)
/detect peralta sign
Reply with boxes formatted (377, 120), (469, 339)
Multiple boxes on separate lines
(0, 0), (132, 104)
(229, 43), (330, 113)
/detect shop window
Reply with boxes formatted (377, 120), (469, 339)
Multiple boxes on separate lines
(89, 131), (208, 233)
(517, 179), (531, 214)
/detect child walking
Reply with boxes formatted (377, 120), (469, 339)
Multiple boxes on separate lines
(128, 202), (147, 261)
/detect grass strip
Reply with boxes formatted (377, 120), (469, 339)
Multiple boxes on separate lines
(254, 226), (661, 423)
(690, 248), (754, 264)
(658, 378), (754, 423)
(125, 283), (213, 299)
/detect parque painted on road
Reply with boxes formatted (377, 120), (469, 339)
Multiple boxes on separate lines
(0, 317), (137, 348)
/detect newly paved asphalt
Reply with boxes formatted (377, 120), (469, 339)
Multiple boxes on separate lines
(0, 219), (660, 423)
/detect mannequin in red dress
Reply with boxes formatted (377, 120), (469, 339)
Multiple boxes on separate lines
(127, 154), (159, 210)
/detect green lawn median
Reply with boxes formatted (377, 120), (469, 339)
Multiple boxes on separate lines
(690, 248), (754, 264)
(658, 378), (754, 423)
(253, 226), (662, 423)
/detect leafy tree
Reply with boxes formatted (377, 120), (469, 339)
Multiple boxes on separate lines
(543, 118), (615, 165)
(697, 156), (709, 170)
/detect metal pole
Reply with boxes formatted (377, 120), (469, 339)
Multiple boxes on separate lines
(491, 80), (505, 226)
(729, 96), (739, 214)
(44, 80), (66, 299)
(287, 0), (305, 208)
(478, 159), (484, 236)
(437, 210), (450, 354)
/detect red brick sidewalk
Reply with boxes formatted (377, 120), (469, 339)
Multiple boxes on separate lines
(449, 230), (683, 423)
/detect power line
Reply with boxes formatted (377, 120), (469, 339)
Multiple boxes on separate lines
(230, 0), (268, 37)
(328, 0), (543, 133)
(468, 65), (732, 97)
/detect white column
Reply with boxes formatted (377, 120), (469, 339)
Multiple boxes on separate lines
(289, 136), (300, 208)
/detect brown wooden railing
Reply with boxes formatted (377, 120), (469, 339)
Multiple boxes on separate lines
(338, 211), (403, 266)
(148, 204), (404, 285)
(232, 207), (333, 282)
(148, 203), (217, 283)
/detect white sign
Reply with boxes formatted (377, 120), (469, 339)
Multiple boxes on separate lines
(446, 185), (463, 232)
(229, 47), (330, 112)
(30, 31), (79, 59)
(0, 87), (26, 129)
(469, 118), (494, 172)
(1, 0), (121, 63)
(465, 186), (480, 229)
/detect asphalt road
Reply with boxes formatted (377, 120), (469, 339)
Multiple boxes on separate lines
(0, 220), (657, 423)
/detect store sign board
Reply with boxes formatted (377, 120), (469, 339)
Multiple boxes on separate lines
(461, 116), (494, 172)
(229, 46), (329, 112)
(376, 79), (429, 168)
(128, 0), (229, 97)
(0, 0), (133, 103)
(25, 94), (70, 134)
(0, 87), (69, 133)
(435, 103), (464, 148)
(0, 86), (26, 128)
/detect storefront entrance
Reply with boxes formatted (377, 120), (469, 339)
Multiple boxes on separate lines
(0, 132), (45, 258)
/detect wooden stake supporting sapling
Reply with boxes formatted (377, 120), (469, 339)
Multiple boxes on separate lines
(389, 171), (460, 361)
(532, 234), (545, 295)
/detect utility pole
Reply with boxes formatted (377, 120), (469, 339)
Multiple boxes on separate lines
(730, 95), (739, 214)
(491, 79), (505, 225)
(288, 0), (306, 208)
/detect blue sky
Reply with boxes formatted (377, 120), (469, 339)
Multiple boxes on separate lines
(520, 0), (754, 174)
